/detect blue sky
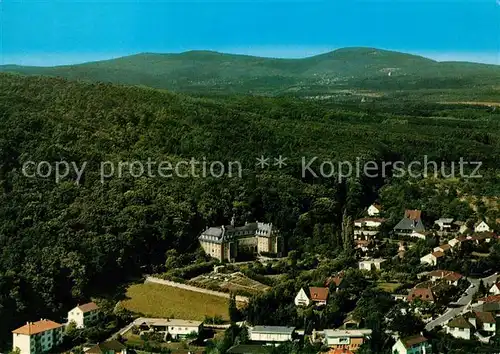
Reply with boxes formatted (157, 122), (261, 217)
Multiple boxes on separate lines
(1, 0), (499, 66)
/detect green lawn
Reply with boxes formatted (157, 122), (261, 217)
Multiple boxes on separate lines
(122, 283), (230, 321)
(377, 282), (402, 293)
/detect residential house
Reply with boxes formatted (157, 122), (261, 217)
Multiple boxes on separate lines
(464, 311), (497, 334)
(448, 238), (460, 248)
(392, 335), (432, 354)
(475, 221), (491, 233)
(445, 316), (473, 340)
(358, 258), (386, 271)
(327, 349), (354, 354)
(474, 295), (500, 312)
(393, 210), (426, 237)
(199, 220), (279, 261)
(294, 287), (329, 307)
(428, 270), (463, 286)
(323, 329), (372, 352)
(326, 272), (345, 292)
(407, 288), (435, 303)
(12, 319), (64, 354)
(354, 218), (385, 237)
(454, 221), (470, 234)
(420, 251), (444, 266)
(367, 203), (382, 216)
(84, 340), (127, 354)
(489, 282), (500, 295)
(309, 287), (329, 306)
(68, 302), (100, 329)
(136, 318), (202, 339)
(434, 218), (454, 232)
(249, 326), (295, 343)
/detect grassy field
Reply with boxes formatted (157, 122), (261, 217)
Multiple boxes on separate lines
(189, 272), (270, 296)
(122, 283), (230, 320)
(377, 282), (402, 293)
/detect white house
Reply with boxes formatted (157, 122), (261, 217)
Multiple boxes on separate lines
(294, 288), (311, 307)
(323, 329), (372, 352)
(12, 319), (64, 354)
(448, 238), (460, 248)
(249, 326), (295, 343)
(392, 335), (431, 354)
(358, 258), (386, 271)
(68, 302), (100, 329)
(475, 221), (491, 233)
(489, 282), (500, 295)
(433, 244), (452, 253)
(434, 218), (453, 231)
(446, 316), (473, 340)
(367, 204), (382, 216)
(136, 318), (203, 339)
(420, 251), (444, 266)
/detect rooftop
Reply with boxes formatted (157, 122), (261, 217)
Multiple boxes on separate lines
(400, 335), (428, 348)
(137, 318), (202, 327)
(77, 302), (99, 313)
(12, 319), (63, 335)
(447, 316), (473, 329)
(251, 326), (295, 334)
(85, 340), (126, 354)
(309, 287), (329, 302)
(324, 329), (372, 338)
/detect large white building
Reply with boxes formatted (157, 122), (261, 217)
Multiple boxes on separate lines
(68, 302), (100, 329)
(249, 326), (295, 343)
(323, 329), (372, 352)
(12, 319), (64, 354)
(358, 258), (386, 271)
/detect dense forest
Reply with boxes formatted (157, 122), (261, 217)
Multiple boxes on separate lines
(0, 72), (499, 349)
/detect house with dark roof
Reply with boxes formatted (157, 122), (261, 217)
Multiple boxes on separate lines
(199, 220), (279, 261)
(249, 326), (295, 343)
(84, 340), (127, 354)
(393, 210), (426, 237)
(464, 311), (497, 334)
(446, 316), (473, 340)
(392, 335), (431, 354)
(68, 302), (100, 329)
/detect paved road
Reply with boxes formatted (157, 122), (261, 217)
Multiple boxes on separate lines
(425, 272), (498, 331)
(145, 276), (249, 303)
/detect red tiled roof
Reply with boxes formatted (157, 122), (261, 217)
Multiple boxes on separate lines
(431, 251), (445, 258)
(474, 311), (496, 324)
(405, 209), (422, 220)
(77, 302), (99, 313)
(12, 320), (63, 335)
(407, 288), (435, 302)
(328, 349), (354, 354)
(355, 217), (386, 223)
(309, 287), (329, 302)
(478, 294), (500, 303)
(429, 270), (462, 282)
(438, 244), (452, 251)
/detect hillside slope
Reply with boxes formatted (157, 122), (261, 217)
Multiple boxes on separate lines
(2, 47), (500, 95)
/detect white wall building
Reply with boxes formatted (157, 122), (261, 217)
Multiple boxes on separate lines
(12, 319), (64, 354)
(68, 302), (100, 329)
(137, 318), (202, 339)
(392, 335), (431, 354)
(420, 251), (444, 266)
(249, 326), (295, 343)
(475, 221), (491, 233)
(294, 288), (311, 307)
(490, 283), (500, 295)
(367, 204), (382, 216)
(358, 258), (386, 271)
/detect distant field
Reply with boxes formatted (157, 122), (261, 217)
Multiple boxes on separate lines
(377, 282), (402, 293)
(122, 283), (229, 320)
(189, 272), (270, 296)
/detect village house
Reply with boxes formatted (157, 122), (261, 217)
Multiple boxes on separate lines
(434, 218), (454, 232)
(475, 221), (491, 233)
(407, 288), (435, 303)
(393, 210), (426, 237)
(445, 316), (473, 340)
(489, 282), (500, 295)
(67, 302), (100, 329)
(428, 270), (463, 286)
(12, 319), (64, 354)
(84, 340), (127, 354)
(136, 318), (203, 339)
(198, 218), (279, 261)
(294, 287), (329, 307)
(323, 329), (372, 352)
(326, 272), (345, 292)
(420, 251), (444, 266)
(249, 326), (295, 343)
(358, 258), (386, 271)
(354, 217), (385, 237)
(446, 311), (496, 340)
(392, 335), (431, 354)
(367, 203), (382, 216)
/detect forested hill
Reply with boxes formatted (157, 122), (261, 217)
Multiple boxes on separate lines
(2, 47), (500, 95)
(0, 73), (499, 349)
